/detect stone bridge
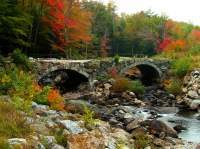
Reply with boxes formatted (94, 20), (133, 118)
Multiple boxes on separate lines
(31, 57), (170, 90)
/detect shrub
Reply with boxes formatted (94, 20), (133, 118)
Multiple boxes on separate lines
(111, 77), (130, 92)
(165, 79), (182, 95)
(47, 89), (65, 111)
(8, 68), (37, 113)
(134, 133), (151, 149)
(81, 105), (96, 129)
(0, 66), (37, 112)
(33, 86), (50, 105)
(129, 80), (145, 95)
(0, 101), (31, 138)
(53, 129), (68, 147)
(0, 137), (10, 149)
(113, 54), (120, 65)
(189, 44), (200, 55)
(11, 48), (32, 71)
(171, 57), (191, 78)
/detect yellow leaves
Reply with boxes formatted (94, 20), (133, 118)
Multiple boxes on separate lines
(0, 74), (11, 84)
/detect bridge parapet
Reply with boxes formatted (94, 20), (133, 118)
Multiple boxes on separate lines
(31, 57), (170, 82)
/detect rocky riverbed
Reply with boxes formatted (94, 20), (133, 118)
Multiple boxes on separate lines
(3, 69), (200, 149)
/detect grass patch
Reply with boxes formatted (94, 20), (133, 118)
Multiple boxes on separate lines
(129, 80), (145, 95)
(171, 57), (191, 78)
(0, 101), (31, 138)
(165, 79), (182, 95)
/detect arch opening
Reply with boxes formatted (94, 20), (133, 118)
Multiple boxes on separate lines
(38, 69), (89, 93)
(124, 64), (161, 86)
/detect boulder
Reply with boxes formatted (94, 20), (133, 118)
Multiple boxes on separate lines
(59, 120), (84, 134)
(126, 118), (142, 131)
(149, 120), (178, 138)
(173, 125), (187, 133)
(190, 100), (200, 110)
(188, 90), (199, 99)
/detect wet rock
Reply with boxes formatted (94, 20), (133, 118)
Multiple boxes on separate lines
(59, 120), (84, 134)
(173, 125), (187, 133)
(149, 120), (178, 138)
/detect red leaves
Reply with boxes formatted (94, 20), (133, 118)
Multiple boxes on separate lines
(47, 0), (56, 6)
(44, 0), (92, 52)
(156, 37), (172, 52)
(157, 38), (186, 53)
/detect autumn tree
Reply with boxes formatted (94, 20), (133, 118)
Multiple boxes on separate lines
(44, 0), (92, 57)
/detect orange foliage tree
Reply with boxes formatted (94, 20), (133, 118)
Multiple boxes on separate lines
(44, 0), (92, 53)
(48, 88), (65, 111)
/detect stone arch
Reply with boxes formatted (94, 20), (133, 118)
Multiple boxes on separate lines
(38, 68), (89, 93)
(121, 62), (162, 85)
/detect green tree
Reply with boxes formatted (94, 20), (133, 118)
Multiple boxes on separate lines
(0, 0), (32, 54)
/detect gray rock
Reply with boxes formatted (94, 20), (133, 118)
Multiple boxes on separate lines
(51, 144), (65, 149)
(105, 138), (116, 149)
(0, 95), (11, 102)
(104, 83), (112, 90)
(32, 102), (49, 111)
(190, 100), (200, 110)
(188, 90), (199, 99)
(36, 143), (46, 149)
(126, 118), (142, 131)
(59, 120), (83, 134)
(8, 138), (27, 145)
(43, 136), (56, 145)
(124, 113), (134, 119)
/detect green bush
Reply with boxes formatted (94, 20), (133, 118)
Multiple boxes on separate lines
(114, 54), (120, 65)
(129, 80), (145, 95)
(165, 79), (182, 95)
(171, 57), (191, 78)
(0, 65), (37, 112)
(0, 138), (10, 149)
(134, 134), (151, 149)
(81, 105), (96, 129)
(53, 129), (68, 147)
(33, 86), (51, 105)
(189, 44), (200, 55)
(11, 49), (32, 71)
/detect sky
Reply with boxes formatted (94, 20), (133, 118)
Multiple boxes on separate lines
(99, 0), (200, 25)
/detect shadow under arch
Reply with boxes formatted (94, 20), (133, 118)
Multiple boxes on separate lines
(38, 69), (89, 93)
(122, 63), (162, 86)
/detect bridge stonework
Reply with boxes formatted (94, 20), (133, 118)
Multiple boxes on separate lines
(31, 57), (170, 82)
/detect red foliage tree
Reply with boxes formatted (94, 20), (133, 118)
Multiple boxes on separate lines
(44, 0), (91, 52)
